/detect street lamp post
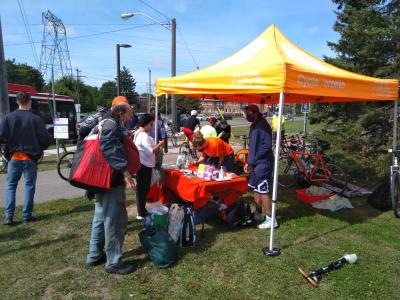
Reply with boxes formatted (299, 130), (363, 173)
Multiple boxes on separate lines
(121, 12), (177, 130)
(116, 43), (131, 96)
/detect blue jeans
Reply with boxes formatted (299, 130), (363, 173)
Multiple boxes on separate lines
(86, 186), (128, 269)
(5, 159), (38, 220)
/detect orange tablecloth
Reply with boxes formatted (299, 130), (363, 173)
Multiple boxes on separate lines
(147, 169), (248, 209)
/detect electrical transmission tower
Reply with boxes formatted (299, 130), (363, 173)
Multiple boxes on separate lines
(39, 10), (72, 82)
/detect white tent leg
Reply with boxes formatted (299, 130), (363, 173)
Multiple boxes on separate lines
(263, 92), (284, 256)
(393, 99), (398, 157)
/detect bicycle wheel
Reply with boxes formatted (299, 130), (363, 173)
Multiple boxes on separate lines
(278, 157), (299, 188)
(169, 132), (178, 147)
(57, 151), (75, 181)
(179, 141), (191, 156)
(316, 163), (347, 195)
(37, 152), (44, 164)
(391, 173), (400, 218)
(0, 154), (8, 173)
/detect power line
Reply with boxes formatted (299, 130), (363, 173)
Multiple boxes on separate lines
(17, 0), (39, 68)
(4, 23), (158, 46)
(177, 26), (199, 69)
(137, 0), (170, 22)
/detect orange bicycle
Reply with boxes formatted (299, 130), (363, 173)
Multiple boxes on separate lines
(278, 140), (347, 194)
(233, 135), (249, 174)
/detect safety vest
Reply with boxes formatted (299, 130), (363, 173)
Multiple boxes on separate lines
(272, 114), (285, 132)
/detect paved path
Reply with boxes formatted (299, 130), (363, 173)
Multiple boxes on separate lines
(0, 141), (242, 208)
(0, 169), (85, 208)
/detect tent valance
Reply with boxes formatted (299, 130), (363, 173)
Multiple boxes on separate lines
(156, 24), (398, 103)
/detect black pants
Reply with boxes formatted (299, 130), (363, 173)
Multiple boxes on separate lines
(136, 165), (152, 217)
(206, 153), (235, 172)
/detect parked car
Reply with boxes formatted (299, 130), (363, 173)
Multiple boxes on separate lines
(180, 114), (189, 123)
(196, 114), (208, 121)
(220, 114), (233, 120)
(284, 113), (292, 120)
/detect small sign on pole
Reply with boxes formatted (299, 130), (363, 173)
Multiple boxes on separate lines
(301, 103), (311, 114)
(53, 118), (69, 139)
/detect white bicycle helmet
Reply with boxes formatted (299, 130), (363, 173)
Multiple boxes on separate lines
(190, 110), (198, 116)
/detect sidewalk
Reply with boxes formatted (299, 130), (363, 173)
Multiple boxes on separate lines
(0, 143), (242, 208)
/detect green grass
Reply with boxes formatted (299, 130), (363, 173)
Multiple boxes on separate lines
(1, 191), (399, 299)
(230, 120), (323, 146)
(37, 155), (59, 172)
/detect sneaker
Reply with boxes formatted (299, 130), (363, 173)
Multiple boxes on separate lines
(136, 215), (144, 220)
(105, 262), (135, 275)
(85, 191), (95, 200)
(257, 216), (278, 229)
(22, 216), (37, 224)
(86, 253), (107, 267)
(3, 216), (13, 226)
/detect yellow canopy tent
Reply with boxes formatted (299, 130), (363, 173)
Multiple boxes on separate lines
(156, 24), (398, 103)
(155, 24), (399, 256)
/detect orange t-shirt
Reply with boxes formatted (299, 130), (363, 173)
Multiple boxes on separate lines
(202, 137), (233, 158)
(11, 151), (31, 161)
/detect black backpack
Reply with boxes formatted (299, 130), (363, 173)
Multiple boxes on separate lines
(179, 206), (196, 247)
(226, 201), (253, 229)
(367, 180), (392, 210)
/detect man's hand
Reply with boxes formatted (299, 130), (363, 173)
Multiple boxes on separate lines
(244, 163), (252, 174)
(192, 160), (199, 166)
(125, 176), (136, 192)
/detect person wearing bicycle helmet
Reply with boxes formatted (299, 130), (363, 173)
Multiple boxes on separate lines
(244, 104), (275, 230)
(182, 110), (200, 141)
(209, 116), (231, 143)
(78, 105), (111, 140)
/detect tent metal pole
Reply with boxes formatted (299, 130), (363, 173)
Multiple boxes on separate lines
(393, 99), (398, 158)
(263, 92), (284, 256)
(155, 95), (158, 144)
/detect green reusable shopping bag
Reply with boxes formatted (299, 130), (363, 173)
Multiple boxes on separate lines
(139, 227), (177, 268)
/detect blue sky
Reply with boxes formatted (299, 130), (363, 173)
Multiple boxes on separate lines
(2, 0), (339, 93)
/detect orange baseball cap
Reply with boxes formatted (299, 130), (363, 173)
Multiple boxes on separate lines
(112, 96), (128, 107)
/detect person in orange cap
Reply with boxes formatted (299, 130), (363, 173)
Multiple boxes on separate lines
(112, 96), (129, 107)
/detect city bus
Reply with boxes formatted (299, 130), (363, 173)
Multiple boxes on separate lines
(7, 83), (78, 143)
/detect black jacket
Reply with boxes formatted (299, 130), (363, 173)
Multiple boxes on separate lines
(0, 110), (50, 162)
(247, 117), (274, 170)
(99, 119), (128, 187)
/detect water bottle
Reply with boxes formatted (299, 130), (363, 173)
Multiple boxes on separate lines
(185, 158), (189, 169)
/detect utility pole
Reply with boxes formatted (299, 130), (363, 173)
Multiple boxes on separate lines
(75, 68), (82, 105)
(116, 44), (121, 96)
(75, 68), (84, 123)
(148, 68), (151, 113)
(171, 18), (177, 130)
(0, 16), (9, 117)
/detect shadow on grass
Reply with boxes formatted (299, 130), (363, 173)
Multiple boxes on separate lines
(37, 201), (93, 222)
(0, 233), (77, 256)
(0, 226), (36, 242)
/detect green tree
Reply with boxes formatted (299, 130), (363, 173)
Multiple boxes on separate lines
(6, 59), (45, 91)
(44, 76), (98, 112)
(308, 0), (400, 184)
(99, 81), (117, 107)
(117, 67), (138, 105)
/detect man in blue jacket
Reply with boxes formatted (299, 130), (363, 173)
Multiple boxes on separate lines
(0, 92), (50, 225)
(243, 105), (277, 229)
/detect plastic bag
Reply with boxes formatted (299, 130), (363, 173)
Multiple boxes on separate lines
(168, 204), (184, 243)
